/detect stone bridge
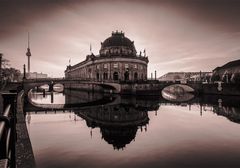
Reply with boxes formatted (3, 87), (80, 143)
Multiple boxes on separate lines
(8, 78), (204, 96)
(22, 78), (121, 93)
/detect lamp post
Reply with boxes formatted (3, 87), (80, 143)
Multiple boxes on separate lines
(155, 70), (157, 80)
(23, 64), (26, 80)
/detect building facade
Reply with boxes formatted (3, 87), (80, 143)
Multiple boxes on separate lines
(158, 72), (212, 83)
(65, 31), (148, 82)
(212, 59), (240, 83)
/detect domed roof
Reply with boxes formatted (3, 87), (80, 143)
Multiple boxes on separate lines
(101, 126), (137, 150)
(101, 31), (135, 49)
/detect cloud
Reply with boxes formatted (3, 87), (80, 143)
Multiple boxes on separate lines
(0, 0), (240, 77)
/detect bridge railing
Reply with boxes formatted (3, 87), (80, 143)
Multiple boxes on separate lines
(0, 103), (16, 168)
(23, 77), (64, 82)
(23, 77), (156, 84)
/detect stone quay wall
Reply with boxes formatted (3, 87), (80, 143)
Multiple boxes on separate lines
(16, 91), (35, 168)
(64, 82), (161, 95)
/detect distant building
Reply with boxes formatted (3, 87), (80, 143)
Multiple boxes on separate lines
(158, 72), (187, 82)
(212, 59), (240, 83)
(65, 31), (149, 82)
(26, 72), (48, 79)
(158, 72), (212, 83)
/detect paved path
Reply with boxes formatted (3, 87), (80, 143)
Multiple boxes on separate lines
(16, 91), (36, 168)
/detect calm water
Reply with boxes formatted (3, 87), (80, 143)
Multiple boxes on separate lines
(26, 88), (240, 168)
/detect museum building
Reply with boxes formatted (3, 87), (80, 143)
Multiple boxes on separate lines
(65, 31), (149, 82)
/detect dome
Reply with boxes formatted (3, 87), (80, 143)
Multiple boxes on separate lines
(99, 31), (137, 56)
(102, 31), (134, 48)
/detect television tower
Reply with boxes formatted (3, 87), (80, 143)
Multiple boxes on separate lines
(26, 32), (31, 74)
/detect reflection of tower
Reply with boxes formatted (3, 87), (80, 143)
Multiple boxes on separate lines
(26, 32), (32, 75)
(27, 112), (31, 136)
(27, 112), (31, 124)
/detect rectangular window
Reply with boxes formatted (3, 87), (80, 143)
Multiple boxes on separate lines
(96, 65), (100, 69)
(113, 63), (118, 68)
(125, 64), (129, 69)
(134, 64), (137, 69)
(104, 64), (108, 69)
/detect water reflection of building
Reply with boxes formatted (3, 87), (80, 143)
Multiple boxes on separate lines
(64, 89), (108, 104)
(213, 105), (240, 124)
(72, 96), (160, 150)
(65, 31), (148, 82)
(29, 88), (240, 126)
(190, 95), (240, 124)
(27, 88), (240, 153)
(78, 105), (148, 150)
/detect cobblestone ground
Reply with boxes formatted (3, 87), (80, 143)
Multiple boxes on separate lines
(16, 91), (36, 168)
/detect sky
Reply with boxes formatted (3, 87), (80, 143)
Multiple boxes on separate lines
(0, 0), (240, 77)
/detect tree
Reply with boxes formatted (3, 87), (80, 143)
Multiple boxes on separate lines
(2, 58), (10, 68)
(211, 74), (221, 82)
(0, 54), (21, 82)
(232, 73), (240, 83)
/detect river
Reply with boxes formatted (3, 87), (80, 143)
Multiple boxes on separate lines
(25, 88), (240, 168)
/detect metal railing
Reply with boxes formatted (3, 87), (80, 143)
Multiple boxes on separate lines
(0, 104), (16, 168)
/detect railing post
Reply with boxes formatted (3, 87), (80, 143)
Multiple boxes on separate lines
(2, 93), (17, 111)
(11, 97), (16, 168)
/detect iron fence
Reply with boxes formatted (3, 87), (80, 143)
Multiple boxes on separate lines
(0, 103), (16, 168)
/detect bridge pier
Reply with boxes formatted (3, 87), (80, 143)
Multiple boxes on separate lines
(49, 82), (54, 92)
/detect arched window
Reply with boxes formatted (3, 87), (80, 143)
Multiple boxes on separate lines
(124, 71), (129, 81)
(134, 72), (138, 81)
(113, 72), (118, 80)
(96, 73), (100, 81)
(103, 72), (108, 80)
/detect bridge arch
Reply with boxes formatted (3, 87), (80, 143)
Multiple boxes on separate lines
(23, 79), (121, 94)
(162, 84), (195, 93)
(51, 83), (64, 92)
(96, 82), (121, 93)
(23, 82), (64, 93)
(161, 84), (195, 102)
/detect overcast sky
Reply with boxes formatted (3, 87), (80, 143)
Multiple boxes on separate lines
(0, 0), (240, 77)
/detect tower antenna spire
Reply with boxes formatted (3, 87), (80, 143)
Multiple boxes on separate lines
(28, 32), (30, 48)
